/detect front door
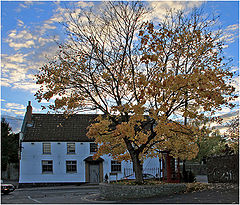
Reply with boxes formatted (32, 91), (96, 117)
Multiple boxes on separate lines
(89, 163), (100, 183)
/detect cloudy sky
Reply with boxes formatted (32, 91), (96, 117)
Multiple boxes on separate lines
(1, 1), (239, 132)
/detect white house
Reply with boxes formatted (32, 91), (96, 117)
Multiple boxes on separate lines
(19, 102), (160, 186)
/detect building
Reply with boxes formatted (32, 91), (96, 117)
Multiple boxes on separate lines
(19, 102), (160, 186)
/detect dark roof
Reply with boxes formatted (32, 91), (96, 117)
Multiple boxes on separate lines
(84, 156), (104, 162)
(22, 114), (99, 142)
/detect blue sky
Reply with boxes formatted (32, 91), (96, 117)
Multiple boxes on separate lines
(1, 1), (239, 132)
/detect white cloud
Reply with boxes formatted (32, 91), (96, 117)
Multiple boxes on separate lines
(12, 81), (40, 93)
(219, 23), (239, 44)
(230, 75), (239, 93)
(8, 39), (35, 50)
(42, 23), (56, 30)
(211, 109), (239, 133)
(8, 29), (34, 40)
(1, 108), (25, 116)
(226, 24), (239, 32)
(2, 102), (26, 116)
(17, 19), (24, 27)
(1, 78), (11, 87)
(146, 1), (203, 21)
(230, 66), (239, 73)
(3, 53), (29, 63)
(19, 1), (34, 9)
(38, 37), (54, 46)
(75, 1), (94, 8)
(5, 103), (25, 110)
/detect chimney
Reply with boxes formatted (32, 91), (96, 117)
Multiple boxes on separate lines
(26, 101), (32, 124)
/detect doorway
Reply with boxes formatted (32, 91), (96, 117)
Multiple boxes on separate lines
(89, 162), (100, 183)
(84, 156), (104, 183)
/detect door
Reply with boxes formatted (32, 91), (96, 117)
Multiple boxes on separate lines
(89, 164), (100, 183)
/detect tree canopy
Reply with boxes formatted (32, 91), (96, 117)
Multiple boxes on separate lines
(35, 2), (237, 183)
(1, 118), (19, 171)
(224, 116), (239, 153)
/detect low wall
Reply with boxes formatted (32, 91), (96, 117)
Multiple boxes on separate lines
(99, 183), (187, 200)
(207, 154), (239, 183)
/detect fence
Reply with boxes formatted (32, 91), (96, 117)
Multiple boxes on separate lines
(207, 154), (239, 183)
(124, 167), (160, 177)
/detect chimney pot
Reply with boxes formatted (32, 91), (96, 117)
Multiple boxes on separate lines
(26, 101), (32, 124)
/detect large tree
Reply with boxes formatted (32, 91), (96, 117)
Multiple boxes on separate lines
(35, 2), (236, 184)
(1, 118), (19, 171)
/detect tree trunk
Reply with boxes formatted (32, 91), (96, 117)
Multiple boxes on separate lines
(166, 153), (172, 183)
(131, 153), (143, 184)
(123, 137), (143, 184)
(182, 159), (187, 182)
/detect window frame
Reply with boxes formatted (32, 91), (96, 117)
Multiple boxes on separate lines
(42, 160), (53, 174)
(111, 160), (121, 173)
(90, 143), (98, 154)
(67, 143), (75, 154)
(42, 143), (51, 155)
(66, 160), (77, 173)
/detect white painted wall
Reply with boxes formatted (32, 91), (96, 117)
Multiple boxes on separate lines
(19, 142), (160, 183)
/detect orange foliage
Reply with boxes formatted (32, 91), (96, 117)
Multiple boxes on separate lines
(35, 5), (237, 164)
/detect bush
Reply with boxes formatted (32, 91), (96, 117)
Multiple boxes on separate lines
(186, 182), (210, 192)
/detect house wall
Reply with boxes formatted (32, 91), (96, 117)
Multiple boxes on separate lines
(19, 142), (160, 183)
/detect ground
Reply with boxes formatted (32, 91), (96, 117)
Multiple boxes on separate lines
(1, 183), (239, 204)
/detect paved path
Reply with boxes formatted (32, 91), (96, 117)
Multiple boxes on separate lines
(1, 185), (100, 204)
(2, 182), (239, 204)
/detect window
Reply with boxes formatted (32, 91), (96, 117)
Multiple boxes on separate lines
(67, 143), (75, 154)
(111, 161), (121, 172)
(42, 160), (53, 173)
(66, 161), (77, 173)
(90, 143), (98, 153)
(42, 143), (51, 154)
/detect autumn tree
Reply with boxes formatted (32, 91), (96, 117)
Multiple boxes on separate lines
(224, 116), (239, 153)
(35, 2), (236, 184)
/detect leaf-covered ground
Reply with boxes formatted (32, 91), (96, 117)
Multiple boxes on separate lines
(111, 180), (238, 194)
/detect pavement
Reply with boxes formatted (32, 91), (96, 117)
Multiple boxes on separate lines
(17, 184), (99, 191)
(195, 175), (208, 183)
(2, 178), (239, 204)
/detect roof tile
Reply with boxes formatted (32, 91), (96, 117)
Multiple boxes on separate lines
(23, 114), (99, 142)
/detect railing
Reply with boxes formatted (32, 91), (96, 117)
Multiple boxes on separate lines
(124, 167), (160, 177)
